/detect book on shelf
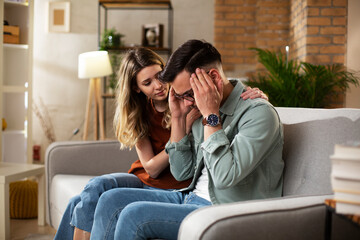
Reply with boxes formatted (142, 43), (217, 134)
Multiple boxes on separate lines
(335, 200), (360, 215)
(330, 142), (360, 180)
(331, 142), (360, 159)
(330, 142), (360, 216)
(332, 176), (360, 193)
(334, 190), (360, 204)
(331, 159), (360, 180)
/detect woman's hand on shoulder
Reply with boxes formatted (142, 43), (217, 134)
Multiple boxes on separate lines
(241, 87), (268, 101)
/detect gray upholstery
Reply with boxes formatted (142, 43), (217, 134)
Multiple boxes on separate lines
(282, 117), (360, 196)
(45, 140), (137, 227)
(45, 107), (360, 239)
(179, 195), (332, 240)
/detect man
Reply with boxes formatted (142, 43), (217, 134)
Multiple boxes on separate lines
(90, 39), (284, 240)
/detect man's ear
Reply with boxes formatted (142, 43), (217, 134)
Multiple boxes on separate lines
(208, 69), (220, 82)
(208, 69), (223, 94)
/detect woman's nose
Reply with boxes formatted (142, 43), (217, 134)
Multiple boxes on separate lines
(154, 79), (163, 89)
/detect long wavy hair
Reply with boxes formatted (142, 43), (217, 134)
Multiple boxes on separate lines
(113, 47), (170, 149)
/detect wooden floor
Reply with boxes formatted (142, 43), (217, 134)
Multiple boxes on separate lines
(10, 218), (56, 240)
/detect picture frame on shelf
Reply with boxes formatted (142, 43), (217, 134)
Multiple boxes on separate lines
(141, 23), (164, 48)
(48, 1), (70, 33)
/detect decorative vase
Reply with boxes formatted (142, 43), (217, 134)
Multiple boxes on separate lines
(146, 29), (157, 46)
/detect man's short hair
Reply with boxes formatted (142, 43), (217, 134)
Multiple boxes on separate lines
(159, 39), (222, 83)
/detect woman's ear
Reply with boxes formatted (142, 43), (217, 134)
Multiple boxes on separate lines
(133, 85), (141, 93)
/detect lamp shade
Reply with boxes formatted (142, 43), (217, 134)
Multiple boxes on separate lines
(78, 51), (113, 79)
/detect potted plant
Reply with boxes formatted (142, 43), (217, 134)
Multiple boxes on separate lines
(107, 54), (122, 94)
(245, 48), (359, 108)
(99, 28), (124, 50)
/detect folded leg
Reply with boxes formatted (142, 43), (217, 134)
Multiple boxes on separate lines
(90, 188), (185, 240)
(115, 201), (206, 240)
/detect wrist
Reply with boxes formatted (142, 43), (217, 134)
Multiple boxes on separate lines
(202, 113), (221, 127)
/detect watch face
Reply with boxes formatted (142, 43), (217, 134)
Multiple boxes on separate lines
(207, 114), (219, 126)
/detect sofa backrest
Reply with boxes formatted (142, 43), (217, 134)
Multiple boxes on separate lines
(275, 107), (360, 197)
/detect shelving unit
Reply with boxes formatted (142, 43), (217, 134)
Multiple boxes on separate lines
(98, 0), (173, 134)
(0, 0), (34, 163)
(98, 0), (173, 56)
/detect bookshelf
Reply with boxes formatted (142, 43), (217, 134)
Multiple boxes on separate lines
(98, 0), (173, 133)
(0, 0), (34, 163)
(98, 0), (173, 55)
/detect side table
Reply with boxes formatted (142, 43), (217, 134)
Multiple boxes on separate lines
(325, 199), (360, 240)
(0, 162), (45, 240)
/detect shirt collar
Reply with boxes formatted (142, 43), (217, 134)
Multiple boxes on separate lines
(219, 79), (245, 116)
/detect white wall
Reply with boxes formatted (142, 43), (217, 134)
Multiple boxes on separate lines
(32, 0), (214, 159)
(346, 0), (360, 108)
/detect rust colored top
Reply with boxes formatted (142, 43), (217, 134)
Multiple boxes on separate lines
(128, 101), (192, 189)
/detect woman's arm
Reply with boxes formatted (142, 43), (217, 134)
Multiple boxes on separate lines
(185, 108), (201, 134)
(135, 136), (170, 179)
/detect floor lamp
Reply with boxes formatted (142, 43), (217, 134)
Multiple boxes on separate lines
(78, 51), (112, 140)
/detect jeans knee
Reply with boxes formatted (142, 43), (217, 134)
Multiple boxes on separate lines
(120, 202), (146, 220)
(69, 195), (81, 206)
(116, 202), (149, 238)
(85, 174), (115, 190)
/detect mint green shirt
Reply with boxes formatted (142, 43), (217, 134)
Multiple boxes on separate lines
(165, 80), (284, 204)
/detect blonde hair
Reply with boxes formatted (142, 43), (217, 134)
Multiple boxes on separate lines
(113, 48), (170, 149)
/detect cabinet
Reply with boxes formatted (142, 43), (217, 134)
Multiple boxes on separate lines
(0, 0), (34, 163)
(98, 0), (173, 134)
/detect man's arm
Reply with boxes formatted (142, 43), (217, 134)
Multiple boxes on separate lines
(202, 104), (283, 189)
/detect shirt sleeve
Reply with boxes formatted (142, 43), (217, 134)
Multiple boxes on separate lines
(201, 104), (282, 190)
(165, 134), (196, 181)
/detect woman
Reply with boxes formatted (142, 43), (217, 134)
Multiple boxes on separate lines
(54, 47), (266, 240)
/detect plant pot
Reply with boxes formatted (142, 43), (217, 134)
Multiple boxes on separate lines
(107, 34), (121, 48)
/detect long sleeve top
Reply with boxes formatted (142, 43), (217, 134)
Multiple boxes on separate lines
(165, 80), (284, 204)
(128, 101), (192, 189)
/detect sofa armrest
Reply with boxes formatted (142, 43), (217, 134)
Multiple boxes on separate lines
(178, 194), (333, 240)
(45, 140), (138, 226)
(45, 140), (137, 181)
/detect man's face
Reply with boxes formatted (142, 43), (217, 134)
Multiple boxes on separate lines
(171, 70), (195, 107)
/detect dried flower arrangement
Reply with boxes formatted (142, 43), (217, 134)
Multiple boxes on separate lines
(33, 98), (56, 143)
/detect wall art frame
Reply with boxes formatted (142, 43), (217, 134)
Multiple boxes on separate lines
(48, 1), (70, 33)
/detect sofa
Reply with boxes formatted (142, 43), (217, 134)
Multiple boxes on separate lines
(45, 107), (360, 239)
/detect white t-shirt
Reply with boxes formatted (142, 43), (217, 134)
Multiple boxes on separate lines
(193, 167), (211, 201)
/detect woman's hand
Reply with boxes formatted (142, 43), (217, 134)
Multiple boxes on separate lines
(185, 108), (201, 134)
(241, 87), (269, 101)
(168, 87), (192, 119)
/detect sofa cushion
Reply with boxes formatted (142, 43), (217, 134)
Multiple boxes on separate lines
(282, 117), (360, 196)
(50, 174), (94, 229)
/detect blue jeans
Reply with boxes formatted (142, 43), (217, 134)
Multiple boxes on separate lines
(54, 173), (147, 240)
(90, 188), (211, 240)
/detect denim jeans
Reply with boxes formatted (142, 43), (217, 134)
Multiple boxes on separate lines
(54, 173), (146, 240)
(90, 188), (211, 240)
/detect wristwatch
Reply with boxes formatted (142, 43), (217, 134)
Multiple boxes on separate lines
(202, 113), (221, 127)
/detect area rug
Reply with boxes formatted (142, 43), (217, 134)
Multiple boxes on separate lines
(24, 233), (54, 240)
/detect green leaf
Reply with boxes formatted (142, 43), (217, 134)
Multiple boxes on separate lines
(245, 48), (360, 108)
